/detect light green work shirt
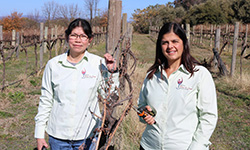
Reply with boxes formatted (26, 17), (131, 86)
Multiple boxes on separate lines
(34, 51), (119, 140)
(138, 65), (218, 150)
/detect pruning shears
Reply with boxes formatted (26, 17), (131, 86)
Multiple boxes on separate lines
(132, 106), (156, 124)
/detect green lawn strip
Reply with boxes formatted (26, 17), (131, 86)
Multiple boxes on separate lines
(210, 92), (250, 149)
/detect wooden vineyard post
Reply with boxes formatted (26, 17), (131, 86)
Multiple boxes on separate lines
(245, 24), (248, 45)
(44, 26), (48, 54)
(120, 13), (128, 94)
(0, 25), (2, 49)
(127, 23), (133, 48)
(230, 22), (239, 77)
(214, 27), (221, 51)
(55, 25), (58, 56)
(40, 23), (44, 70)
(0, 25), (3, 47)
(12, 30), (16, 46)
(199, 25), (203, 45)
(213, 27), (221, 69)
(122, 13), (127, 49)
(0, 25), (5, 91)
(16, 32), (20, 59)
(213, 47), (228, 76)
(192, 26), (195, 44)
(210, 24), (214, 47)
(0, 48), (5, 92)
(227, 24), (231, 51)
(20, 30), (24, 44)
(106, 0), (122, 57)
(51, 27), (54, 53)
(225, 24), (229, 51)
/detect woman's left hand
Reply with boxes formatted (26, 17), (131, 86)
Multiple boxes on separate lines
(104, 53), (117, 72)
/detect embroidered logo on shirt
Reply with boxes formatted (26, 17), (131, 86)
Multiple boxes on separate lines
(177, 78), (183, 87)
(81, 68), (97, 79)
(176, 77), (192, 90)
(82, 68), (86, 77)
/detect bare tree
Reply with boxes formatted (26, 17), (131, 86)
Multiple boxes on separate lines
(69, 4), (82, 21)
(59, 4), (82, 26)
(42, 1), (59, 27)
(84, 0), (100, 25)
(94, 0), (100, 20)
(59, 4), (69, 20)
(27, 9), (40, 23)
(85, 0), (94, 24)
(24, 9), (40, 29)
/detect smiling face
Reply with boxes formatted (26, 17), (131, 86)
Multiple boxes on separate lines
(68, 27), (91, 55)
(161, 31), (184, 66)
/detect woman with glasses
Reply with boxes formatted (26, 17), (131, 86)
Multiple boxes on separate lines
(34, 18), (119, 150)
(137, 22), (218, 150)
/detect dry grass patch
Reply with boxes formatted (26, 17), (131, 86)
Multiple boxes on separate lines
(113, 62), (151, 150)
(220, 72), (250, 93)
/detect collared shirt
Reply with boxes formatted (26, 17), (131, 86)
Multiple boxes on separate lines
(34, 51), (119, 140)
(138, 65), (218, 150)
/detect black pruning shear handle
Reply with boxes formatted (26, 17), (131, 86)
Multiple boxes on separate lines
(132, 106), (156, 124)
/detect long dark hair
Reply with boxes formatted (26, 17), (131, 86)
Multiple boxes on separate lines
(65, 18), (93, 42)
(147, 22), (200, 79)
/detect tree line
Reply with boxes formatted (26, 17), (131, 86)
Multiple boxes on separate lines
(0, 0), (106, 32)
(1, 0), (249, 34)
(132, 0), (250, 33)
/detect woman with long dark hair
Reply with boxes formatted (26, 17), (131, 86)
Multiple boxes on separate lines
(137, 23), (218, 150)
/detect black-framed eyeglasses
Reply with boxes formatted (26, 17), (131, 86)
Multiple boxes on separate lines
(69, 34), (88, 41)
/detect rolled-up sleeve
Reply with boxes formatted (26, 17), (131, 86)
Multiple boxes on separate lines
(34, 62), (53, 139)
(188, 68), (218, 150)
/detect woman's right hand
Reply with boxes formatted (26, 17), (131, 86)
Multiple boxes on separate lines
(36, 138), (49, 150)
(143, 106), (156, 125)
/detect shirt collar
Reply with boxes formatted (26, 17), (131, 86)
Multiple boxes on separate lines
(58, 50), (89, 68)
(178, 64), (189, 75)
(157, 64), (190, 78)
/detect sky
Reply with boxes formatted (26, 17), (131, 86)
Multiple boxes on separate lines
(0, 0), (174, 21)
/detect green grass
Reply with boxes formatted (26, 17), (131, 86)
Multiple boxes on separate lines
(0, 111), (14, 118)
(131, 34), (155, 64)
(89, 41), (106, 56)
(0, 45), (52, 149)
(0, 45), (57, 84)
(0, 33), (250, 150)
(8, 91), (25, 104)
(191, 35), (250, 149)
(210, 93), (250, 149)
